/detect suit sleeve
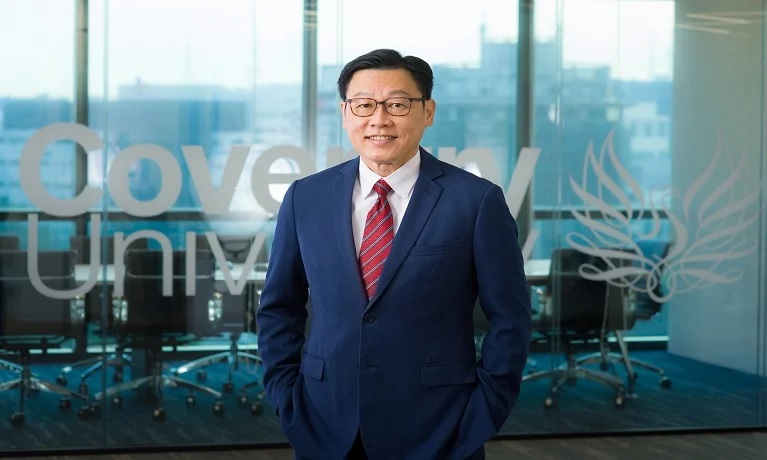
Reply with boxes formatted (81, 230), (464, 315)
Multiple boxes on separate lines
(472, 183), (532, 428)
(256, 180), (309, 415)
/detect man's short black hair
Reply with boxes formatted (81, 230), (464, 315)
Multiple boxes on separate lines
(337, 49), (434, 101)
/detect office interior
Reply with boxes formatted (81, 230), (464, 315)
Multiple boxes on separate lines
(1, 0), (766, 455)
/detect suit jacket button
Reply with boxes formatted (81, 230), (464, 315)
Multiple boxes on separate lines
(363, 313), (377, 323)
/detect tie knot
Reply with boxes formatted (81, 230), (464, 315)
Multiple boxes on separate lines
(373, 179), (392, 199)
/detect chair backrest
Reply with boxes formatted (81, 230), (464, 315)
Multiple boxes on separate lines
(69, 235), (148, 265)
(70, 235), (149, 321)
(538, 248), (629, 333)
(196, 233), (269, 267)
(122, 249), (217, 336)
(0, 236), (20, 251)
(631, 240), (670, 319)
(0, 250), (78, 337)
(196, 234), (266, 332)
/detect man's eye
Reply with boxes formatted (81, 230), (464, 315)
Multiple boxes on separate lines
(389, 103), (406, 108)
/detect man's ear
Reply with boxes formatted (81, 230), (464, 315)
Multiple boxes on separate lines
(425, 99), (437, 126)
(340, 101), (348, 129)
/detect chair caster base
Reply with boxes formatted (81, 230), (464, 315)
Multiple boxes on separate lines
(153, 407), (166, 422)
(10, 412), (25, 426)
(78, 404), (99, 420)
(213, 400), (225, 416)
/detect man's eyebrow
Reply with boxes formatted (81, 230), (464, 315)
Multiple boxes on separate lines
(347, 89), (416, 98)
(384, 90), (413, 97)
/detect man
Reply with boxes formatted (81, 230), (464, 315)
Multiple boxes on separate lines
(257, 48), (531, 460)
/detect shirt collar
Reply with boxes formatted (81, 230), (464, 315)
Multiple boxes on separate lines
(358, 149), (421, 199)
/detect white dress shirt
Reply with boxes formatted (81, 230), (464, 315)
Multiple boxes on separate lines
(352, 151), (421, 256)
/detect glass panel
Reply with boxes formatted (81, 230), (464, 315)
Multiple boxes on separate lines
(518, 0), (570, 433)
(0, 0), (91, 453)
(534, 0), (765, 435)
(664, 0), (765, 430)
(87, 0), (293, 450)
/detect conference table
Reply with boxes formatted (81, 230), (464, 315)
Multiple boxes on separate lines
(74, 264), (267, 284)
(74, 259), (551, 285)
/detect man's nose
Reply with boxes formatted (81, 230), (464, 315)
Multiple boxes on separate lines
(369, 104), (392, 126)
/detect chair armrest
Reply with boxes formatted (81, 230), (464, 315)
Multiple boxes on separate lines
(69, 295), (86, 329)
(111, 296), (128, 333)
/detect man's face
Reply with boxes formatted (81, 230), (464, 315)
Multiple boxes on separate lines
(340, 68), (436, 176)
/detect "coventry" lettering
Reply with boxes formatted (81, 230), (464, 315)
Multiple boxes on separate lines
(19, 122), (540, 298)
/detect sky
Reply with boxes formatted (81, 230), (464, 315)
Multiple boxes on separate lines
(0, 0), (674, 99)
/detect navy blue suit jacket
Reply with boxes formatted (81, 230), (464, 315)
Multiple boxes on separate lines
(257, 148), (531, 459)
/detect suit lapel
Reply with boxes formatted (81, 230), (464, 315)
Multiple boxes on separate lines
(366, 148), (444, 310)
(332, 157), (367, 297)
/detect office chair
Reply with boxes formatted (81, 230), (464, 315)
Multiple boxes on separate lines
(171, 234), (267, 414)
(57, 236), (148, 392)
(93, 249), (225, 421)
(0, 235), (20, 250)
(0, 236), (23, 375)
(0, 250), (93, 426)
(575, 240), (672, 394)
(522, 248), (628, 409)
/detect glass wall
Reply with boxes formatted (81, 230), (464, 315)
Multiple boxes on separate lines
(524, 0), (766, 436)
(0, 0), (765, 454)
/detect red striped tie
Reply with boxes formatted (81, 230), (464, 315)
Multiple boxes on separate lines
(359, 179), (394, 299)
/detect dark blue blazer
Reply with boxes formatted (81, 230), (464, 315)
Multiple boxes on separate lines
(257, 148), (531, 459)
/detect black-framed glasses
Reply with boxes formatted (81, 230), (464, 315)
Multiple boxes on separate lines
(344, 97), (428, 117)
